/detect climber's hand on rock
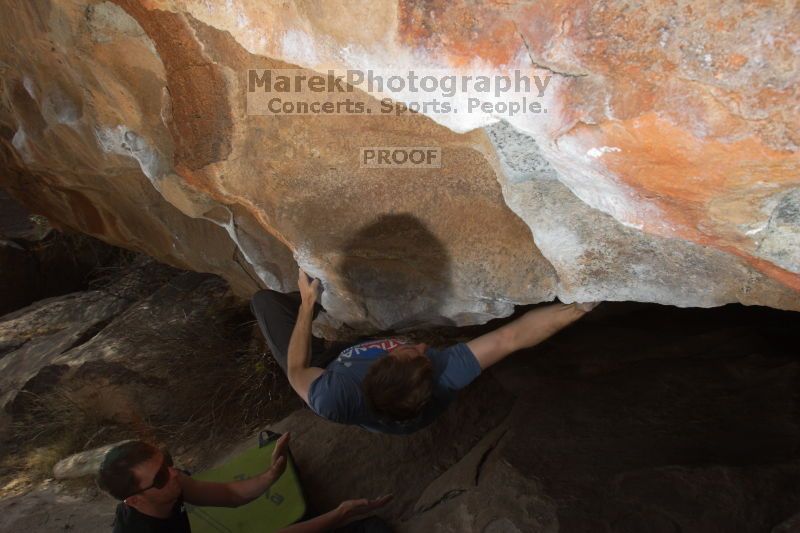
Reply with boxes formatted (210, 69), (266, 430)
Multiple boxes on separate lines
(575, 301), (600, 313)
(298, 268), (320, 308)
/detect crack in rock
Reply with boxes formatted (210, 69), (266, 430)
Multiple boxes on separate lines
(414, 489), (468, 515)
(475, 427), (510, 486)
(515, 25), (589, 79)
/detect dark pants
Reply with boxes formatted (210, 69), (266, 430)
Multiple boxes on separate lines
(250, 289), (347, 372)
(252, 291), (392, 532)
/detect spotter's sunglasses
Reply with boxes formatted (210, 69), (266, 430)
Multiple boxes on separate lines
(124, 450), (174, 500)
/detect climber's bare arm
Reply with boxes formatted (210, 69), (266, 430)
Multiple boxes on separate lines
(467, 303), (588, 370)
(287, 269), (324, 403)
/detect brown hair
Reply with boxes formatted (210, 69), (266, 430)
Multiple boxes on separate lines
(98, 441), (159, 500)
(363, 355), (434, 421)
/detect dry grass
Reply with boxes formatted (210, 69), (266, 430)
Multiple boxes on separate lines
(1, 314), (298, 493)
(137, 309), (300, 465)
(1, 385), (131, 495)
(0, 260), (299, 493)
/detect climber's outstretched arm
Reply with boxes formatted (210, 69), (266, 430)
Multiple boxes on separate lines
(286, 269), (324, 403)
(467, 303), (588, 370)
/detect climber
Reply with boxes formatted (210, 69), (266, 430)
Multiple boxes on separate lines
(99, 435), (393, 532)
(251, 269), (598, 435)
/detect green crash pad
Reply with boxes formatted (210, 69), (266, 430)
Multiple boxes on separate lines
(187, 432), (306, 533)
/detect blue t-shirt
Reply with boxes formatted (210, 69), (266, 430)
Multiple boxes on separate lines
(307, 338), (482, 434)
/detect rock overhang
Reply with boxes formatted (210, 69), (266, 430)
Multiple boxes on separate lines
(0, 0), (797, 334)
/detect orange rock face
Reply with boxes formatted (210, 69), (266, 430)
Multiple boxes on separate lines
(0, 0), (798, 329)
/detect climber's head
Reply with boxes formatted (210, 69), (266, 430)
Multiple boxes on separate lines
(363, 343), (434, 422)
(98, 441), (182, 506)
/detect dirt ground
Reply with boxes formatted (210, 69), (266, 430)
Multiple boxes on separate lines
(1, 289), (799, 532)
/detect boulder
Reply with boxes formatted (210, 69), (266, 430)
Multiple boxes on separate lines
(52, 440), (131, 480)
(0, 0), (798, 333)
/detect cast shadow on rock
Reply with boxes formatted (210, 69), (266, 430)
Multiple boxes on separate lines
(338, 214), (453, 332)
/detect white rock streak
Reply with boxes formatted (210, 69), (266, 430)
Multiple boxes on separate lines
(217, 210), (281, 289)
(587, 146), (622, 158)
(94, 125), (163, 183)
(95, 124), (280, 288)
